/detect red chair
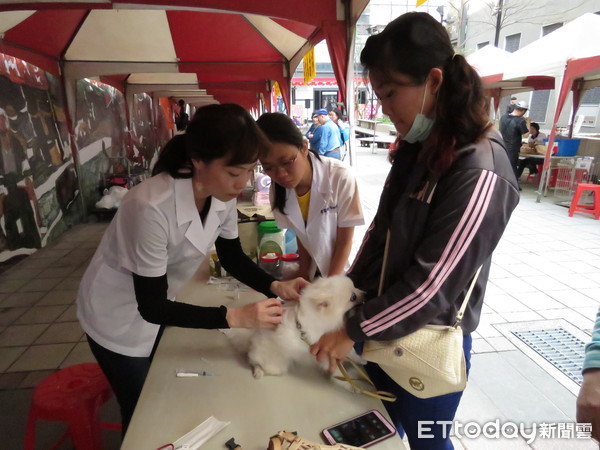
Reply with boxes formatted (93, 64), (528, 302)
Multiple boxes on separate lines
(568, 184), (600, 220)
(526, 164), (544, 185)
(24, 363), (120, 450)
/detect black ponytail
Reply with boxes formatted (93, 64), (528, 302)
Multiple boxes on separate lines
(152, 134), (192, 178)
(428, 53), (490, 173)
(152, 103), (269, 178)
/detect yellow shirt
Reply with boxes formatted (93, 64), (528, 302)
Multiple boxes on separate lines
(296, 190), (311, 223)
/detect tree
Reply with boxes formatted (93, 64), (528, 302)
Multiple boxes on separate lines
(444, 0), (471, 52)
(445, 0), (586, 51)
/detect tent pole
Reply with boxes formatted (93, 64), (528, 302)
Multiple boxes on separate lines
(345, 0), (356, 167)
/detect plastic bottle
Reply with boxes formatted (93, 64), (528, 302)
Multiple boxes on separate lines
(284, 229), (298, 254)
(280, 253), (300, 280)
(259, 252), (281, 279)
(257, 221), (286, 258)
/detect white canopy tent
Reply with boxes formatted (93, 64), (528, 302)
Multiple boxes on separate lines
(467, 45), (512, 79)
(467, 46), (513, 119)
(487, 13), (600, 201)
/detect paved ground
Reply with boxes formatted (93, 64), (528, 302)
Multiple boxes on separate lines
(0, 143), (599, 449)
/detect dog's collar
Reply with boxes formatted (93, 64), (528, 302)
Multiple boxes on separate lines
(295, 318), (312, 346)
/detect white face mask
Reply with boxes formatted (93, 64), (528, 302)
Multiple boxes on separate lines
(402, 81), (434, 144)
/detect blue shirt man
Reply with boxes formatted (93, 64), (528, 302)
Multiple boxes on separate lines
(309, 108), (343, 160)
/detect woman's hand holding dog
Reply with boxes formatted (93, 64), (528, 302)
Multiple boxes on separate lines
(226, 298), (283, 330)
(311, 328), (355, 373)
(270, 278), (310, 301)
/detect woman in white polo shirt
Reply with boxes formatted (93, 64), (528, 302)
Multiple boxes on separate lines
(256, 113), (364, 280)
(77, 104), (309, 433)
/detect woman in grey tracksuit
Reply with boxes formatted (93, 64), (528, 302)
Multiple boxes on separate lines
(310, 12), (520, 450)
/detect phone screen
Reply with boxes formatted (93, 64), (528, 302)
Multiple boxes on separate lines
(323, 411), (395, 447)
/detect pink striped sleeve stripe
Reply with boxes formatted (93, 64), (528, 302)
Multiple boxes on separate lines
(359, 170), (493, 329)
(361, 170), (498, 337)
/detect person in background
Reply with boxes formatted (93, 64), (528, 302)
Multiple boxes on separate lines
(328, 108), (350, 143)
(175, 99), (189, 131)
(305, 112), (320, 141)
(257, 112), (364, 280)
(577, 307), (600, 443)
(77, 104), (309, 434)
(309, 13), (519, 449)
(517, 122), (546, 179)
(506, 96), (518, 114)
(499, 100), (529, 183)
(329, 108), (351, 160)
(309, 108), (343, 160)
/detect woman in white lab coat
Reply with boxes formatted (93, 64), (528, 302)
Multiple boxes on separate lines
(256, 113), (364, 280)
(77, 104), (308, 434)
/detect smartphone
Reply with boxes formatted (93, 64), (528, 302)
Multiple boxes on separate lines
(322, 409), (396, 447)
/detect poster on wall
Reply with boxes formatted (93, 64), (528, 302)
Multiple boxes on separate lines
(0, 53), (76, 262)
(74, 78), (130, 213)
(130, 93), (157, 170)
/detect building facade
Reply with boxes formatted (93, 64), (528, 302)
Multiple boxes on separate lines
(455, 0), (600, 134)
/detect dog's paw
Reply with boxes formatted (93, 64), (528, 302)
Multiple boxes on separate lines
(252, 365), (265, 379)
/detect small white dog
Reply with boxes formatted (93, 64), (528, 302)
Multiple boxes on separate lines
(229, 275), (363, 379)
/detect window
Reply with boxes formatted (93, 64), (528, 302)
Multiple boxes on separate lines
(542, 22), (563, 37)
(528, 90), (551, 123)
(314, 90), (338, 110)
(505, 33), (521, 53)
(357, 88), (367, 105)
(581, 86), (600, 105)
(477, 41), (489, 50)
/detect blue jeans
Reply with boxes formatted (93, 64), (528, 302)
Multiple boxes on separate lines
(324, 149), (341, 160)
(365, 334), (472, 450)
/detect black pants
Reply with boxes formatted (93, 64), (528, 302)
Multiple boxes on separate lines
(507, 147), (520, 180)
(517, 157), (540, 179)
(86, 334), (160, 435)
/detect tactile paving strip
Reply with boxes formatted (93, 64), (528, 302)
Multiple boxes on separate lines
(512, 328), (585, 386)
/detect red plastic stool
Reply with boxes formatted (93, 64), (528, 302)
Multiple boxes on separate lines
(24, 363), (120, 450)
(526, 164), (543, 185)
(568, 183), (600, 220)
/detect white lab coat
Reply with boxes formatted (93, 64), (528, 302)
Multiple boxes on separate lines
(77, 173), (238, 357)
(271, 152), (364, 278)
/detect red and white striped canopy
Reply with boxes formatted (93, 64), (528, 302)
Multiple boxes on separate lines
(0, 1), (368, 111)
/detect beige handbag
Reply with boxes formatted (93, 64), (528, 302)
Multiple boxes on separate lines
(362, 231), (481, 399)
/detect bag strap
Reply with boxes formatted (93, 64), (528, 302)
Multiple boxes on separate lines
(335, 359), (397, 402)
(454, 265), (482, 327)
(378, 230), (482, 328)
(295, 316), (396, 402)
